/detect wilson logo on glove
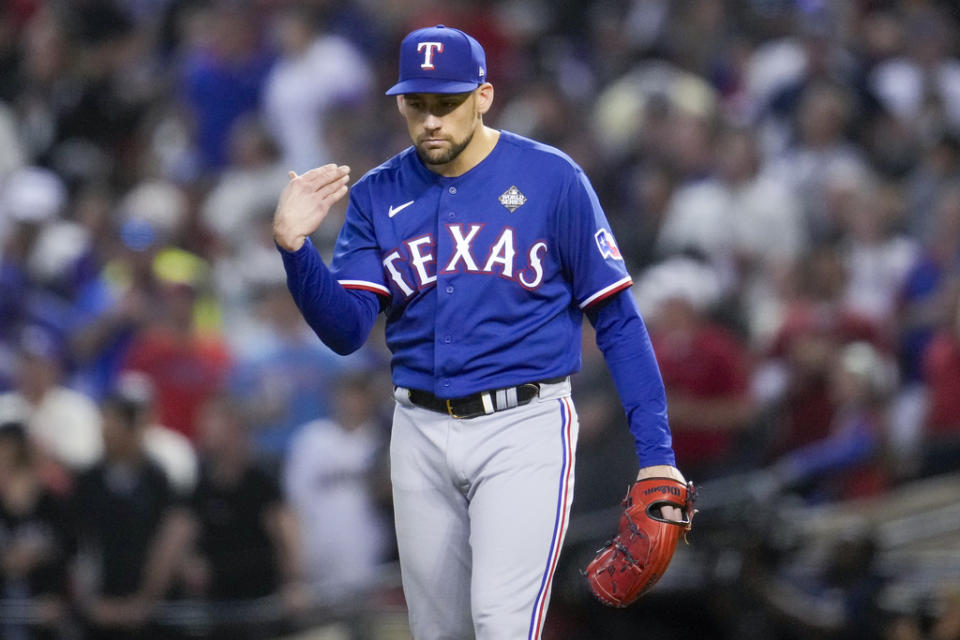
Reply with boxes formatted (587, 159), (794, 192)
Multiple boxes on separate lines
(584, 477), (696, 607)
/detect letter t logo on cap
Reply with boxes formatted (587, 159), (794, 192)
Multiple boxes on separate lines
(417, 42), (444, 69)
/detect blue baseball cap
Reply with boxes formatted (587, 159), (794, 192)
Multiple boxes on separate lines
(385, 25), (487, 96)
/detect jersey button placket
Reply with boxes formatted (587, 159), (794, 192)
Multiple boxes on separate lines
(435, 187), (458, 394)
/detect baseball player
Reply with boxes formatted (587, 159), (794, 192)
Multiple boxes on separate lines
(273, 25), (686, 640)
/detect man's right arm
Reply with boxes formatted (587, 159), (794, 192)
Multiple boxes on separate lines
(278, 239), (380, 354)
(274, 164), (380, 355)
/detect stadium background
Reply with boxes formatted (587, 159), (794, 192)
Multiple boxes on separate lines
(1, 0), (959, 638)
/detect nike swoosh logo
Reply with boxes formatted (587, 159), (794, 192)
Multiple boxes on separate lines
(388, 200), (415, 218)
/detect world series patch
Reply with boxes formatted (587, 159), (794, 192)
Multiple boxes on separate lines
(498, 185), (527, 212)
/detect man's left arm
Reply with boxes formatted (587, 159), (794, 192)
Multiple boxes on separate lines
(556, 165), (684, 486)
(581, 296), (693, 605)
(585, 289), (684, 485)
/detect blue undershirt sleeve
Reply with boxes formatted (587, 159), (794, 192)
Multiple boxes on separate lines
(277, 237), (380, 355)
(585, 289), (676, 468)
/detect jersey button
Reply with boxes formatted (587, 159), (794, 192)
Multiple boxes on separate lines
(448, 212), (455, 219)
(445, 285), (454, 294)
(448, 186), (457, 194)
(443, 335), (453, 344)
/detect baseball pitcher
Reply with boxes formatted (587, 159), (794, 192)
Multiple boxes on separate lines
(273, 24), (693, 640)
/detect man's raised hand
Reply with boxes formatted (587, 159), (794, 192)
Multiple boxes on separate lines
(273, 164), (351, 251)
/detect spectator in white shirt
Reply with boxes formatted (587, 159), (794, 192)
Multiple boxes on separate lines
(283, 372), (390, 598)
(0, 326), (102, 474)
(262, 7), (373, 174)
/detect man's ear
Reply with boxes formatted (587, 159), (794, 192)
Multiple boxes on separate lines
(396, 94), (404, 113)
(476, 83), (494, 115)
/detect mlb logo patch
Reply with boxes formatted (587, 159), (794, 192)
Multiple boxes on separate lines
(595, 229), (623, 260)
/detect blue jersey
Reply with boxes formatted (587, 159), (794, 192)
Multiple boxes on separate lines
(330, 131), (632, 398)
(279, 130), (675, 467)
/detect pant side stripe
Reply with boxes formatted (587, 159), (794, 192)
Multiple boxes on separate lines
(528, 396), (575, 640)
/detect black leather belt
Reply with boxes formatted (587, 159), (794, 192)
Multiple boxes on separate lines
(407, 377), (567, 419)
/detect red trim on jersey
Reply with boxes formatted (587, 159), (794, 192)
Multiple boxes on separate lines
(339, 280), (391, 298)
(579, 275), (633, 309)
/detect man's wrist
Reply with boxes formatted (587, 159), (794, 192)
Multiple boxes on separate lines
(274, 231), (306, 253)
(636, 465), (685, 483)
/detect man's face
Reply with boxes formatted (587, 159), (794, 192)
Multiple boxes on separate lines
(398, 91), (479, 166)
(101, 404), (142, 461)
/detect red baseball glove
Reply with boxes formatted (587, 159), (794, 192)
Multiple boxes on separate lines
(584, 477), (696, 607)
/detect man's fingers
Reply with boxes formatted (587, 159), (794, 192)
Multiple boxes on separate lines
(321, 182), (350, 207)
(318, 165), (351, 190)
(316, 173), (351, 200)
(332, 183), (349, 203)
(299, 163), (337, 179)
(660, 505), (685, 523)
(299, 163), (350, 186)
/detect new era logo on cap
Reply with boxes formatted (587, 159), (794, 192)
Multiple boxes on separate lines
(386, 25), (487, 95)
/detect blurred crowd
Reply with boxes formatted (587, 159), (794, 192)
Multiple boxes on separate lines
(1, 0), (959, 638)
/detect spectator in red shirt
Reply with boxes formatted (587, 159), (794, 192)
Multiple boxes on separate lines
(122, 279), (231, 442)
(921, 288), (960, 476)
(771, 341), (897, 502)
(637, 258), (755, 479)
(761, 244), (885, 458)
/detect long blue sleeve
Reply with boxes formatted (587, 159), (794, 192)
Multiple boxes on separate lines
(277, 238), (381, 355)
(586, 290), (676, 468)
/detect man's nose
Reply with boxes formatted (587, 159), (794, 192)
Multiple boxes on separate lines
(423, 113), (442, 131)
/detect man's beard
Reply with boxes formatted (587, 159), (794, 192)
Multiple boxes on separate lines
(416, 128), (476, 166)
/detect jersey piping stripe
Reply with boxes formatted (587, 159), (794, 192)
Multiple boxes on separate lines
(578, 275), (633, 309)
(338, 279), (391, 297)
(528, 396), (575, 639)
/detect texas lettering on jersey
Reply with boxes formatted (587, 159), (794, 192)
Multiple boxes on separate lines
(382, 225), (550, 297)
